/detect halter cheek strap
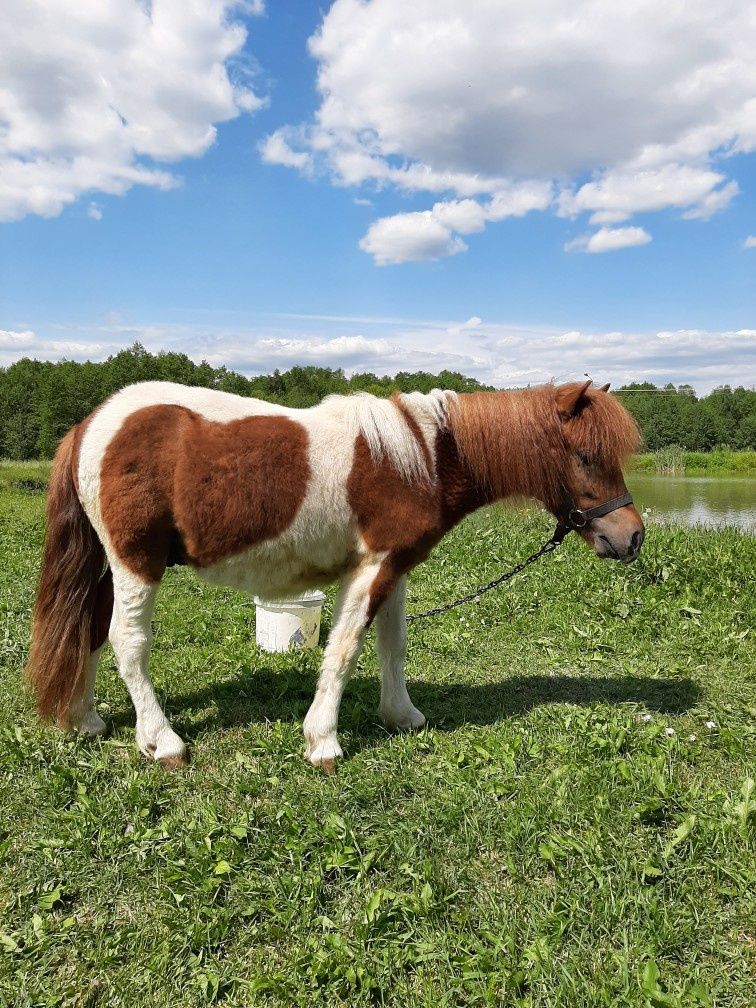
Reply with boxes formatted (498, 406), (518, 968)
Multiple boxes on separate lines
(566, 491), (635, 528)
(557, 489), (635, 535)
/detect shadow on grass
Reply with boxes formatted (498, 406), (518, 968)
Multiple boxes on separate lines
(111, 665), (702, 745)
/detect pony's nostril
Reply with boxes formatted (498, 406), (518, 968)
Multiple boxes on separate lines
(631, 529), (643, 551)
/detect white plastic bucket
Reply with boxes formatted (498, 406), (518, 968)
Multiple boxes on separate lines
(253, 590), (326, 653)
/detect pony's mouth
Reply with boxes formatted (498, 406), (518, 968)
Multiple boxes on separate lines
(596, 532), (643, 563)
(597, 534), (621, 561)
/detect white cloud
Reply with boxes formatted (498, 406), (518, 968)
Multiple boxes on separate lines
(254, 334), (396, 362)
(360, 185), (552, 264)
(259, 131), (313, 175)
(565, 226), (652, 254)
(558, 166), (737, 223)
(0, 0), (265, 221)
(0, 328), (110, 361)
(431, 199), (488, 236)
(0, 329), (36, 350)
(87, 203), (102, 221)
(359, 211), (467, 265)
(681, 181), (740, 221)
(263, 0), (756, 260)
(446, 316), (483, 340)
(4, 315), (753, 394)
(744, 236), (756, 249)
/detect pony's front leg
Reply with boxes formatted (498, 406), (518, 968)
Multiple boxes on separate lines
(376, 576), (426, 731)
(303, 557), (385, 769)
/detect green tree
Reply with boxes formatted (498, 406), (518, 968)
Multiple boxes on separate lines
(1, 345), (754, 459)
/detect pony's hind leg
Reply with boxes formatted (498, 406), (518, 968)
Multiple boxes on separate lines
(376, 576), (425, 731)
(303, 556), (385, 769)
(109, 565), (187, 768)
(68, 648), (108, 736)
(68, 569), (113, 736)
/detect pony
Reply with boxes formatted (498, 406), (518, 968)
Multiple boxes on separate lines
(26, 378), (643, 770)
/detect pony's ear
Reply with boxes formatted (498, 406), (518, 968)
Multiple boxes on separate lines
(599, 382), (611, 392)
(555, 379), (592, 420)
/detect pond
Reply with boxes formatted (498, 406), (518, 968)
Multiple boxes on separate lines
(627, 474), (756, 532)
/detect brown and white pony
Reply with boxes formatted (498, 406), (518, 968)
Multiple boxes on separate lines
(27, 379), (643, 769)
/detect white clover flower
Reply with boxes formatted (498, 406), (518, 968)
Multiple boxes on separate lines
(704, 720), (717, 729)
(664, 727), (676, 737)
(688, 734), (697, 742)
(641, 714), (653, 723)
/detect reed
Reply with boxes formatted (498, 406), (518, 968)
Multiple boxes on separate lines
(654, 444), (686, 475)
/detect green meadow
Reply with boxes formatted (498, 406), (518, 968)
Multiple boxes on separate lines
(0, 471), (754, 1007)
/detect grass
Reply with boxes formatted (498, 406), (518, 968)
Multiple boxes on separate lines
(629, 451), (756, 476)
(0, 460), (52, 494)
(0, 476), (754, 1007)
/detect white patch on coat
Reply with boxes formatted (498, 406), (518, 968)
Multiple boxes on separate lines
(326, 392), (426, 483)
(397, 389), (457, 465)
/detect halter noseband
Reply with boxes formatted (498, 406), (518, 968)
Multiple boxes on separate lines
(556, 487), (635, 537)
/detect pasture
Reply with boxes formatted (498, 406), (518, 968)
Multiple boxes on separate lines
(1, 466), (754, 1006)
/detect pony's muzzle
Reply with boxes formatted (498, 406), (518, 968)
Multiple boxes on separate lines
(592, 510), (645, 563)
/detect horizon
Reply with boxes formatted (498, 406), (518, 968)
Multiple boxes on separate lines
(1, 1), (755, 395)
(5, 338), (751, 400)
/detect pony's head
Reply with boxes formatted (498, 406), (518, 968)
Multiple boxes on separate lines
(450, 380), (645, 563)
(553, 380), (644, 563)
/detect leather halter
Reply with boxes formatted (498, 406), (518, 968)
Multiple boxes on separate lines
(556, 486), (635, 538)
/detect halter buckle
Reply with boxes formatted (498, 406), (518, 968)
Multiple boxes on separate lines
(568, 507), (588, 529)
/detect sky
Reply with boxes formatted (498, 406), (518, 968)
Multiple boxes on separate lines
(1, 0), (755, 393)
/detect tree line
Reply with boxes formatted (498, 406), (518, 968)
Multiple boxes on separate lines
(0, 343), (753, 459)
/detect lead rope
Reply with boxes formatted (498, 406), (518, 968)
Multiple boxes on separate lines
(405, 523), (570, 623)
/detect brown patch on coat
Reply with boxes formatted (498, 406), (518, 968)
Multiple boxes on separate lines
(99, 404), (183, 582)
(348, 422), (489, 621)
(99, 405), (310, 581)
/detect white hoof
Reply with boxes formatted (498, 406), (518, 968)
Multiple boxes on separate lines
(72, 708), (108, 736)
(381, 704), (426, 732)
(137, 723), (188, 768)
(306, 737), (343, 772)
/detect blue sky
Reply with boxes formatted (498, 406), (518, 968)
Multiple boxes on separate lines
(1, 0), (755, 391)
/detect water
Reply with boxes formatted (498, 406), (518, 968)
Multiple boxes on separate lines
(627, 475), (756, 532)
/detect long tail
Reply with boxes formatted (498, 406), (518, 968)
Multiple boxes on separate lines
(26, 427), (105, 724)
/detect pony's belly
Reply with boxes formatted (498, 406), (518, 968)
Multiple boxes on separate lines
(194, 535), (356, 598)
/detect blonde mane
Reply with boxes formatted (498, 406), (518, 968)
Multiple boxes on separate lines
(320, 389), (457, 484)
